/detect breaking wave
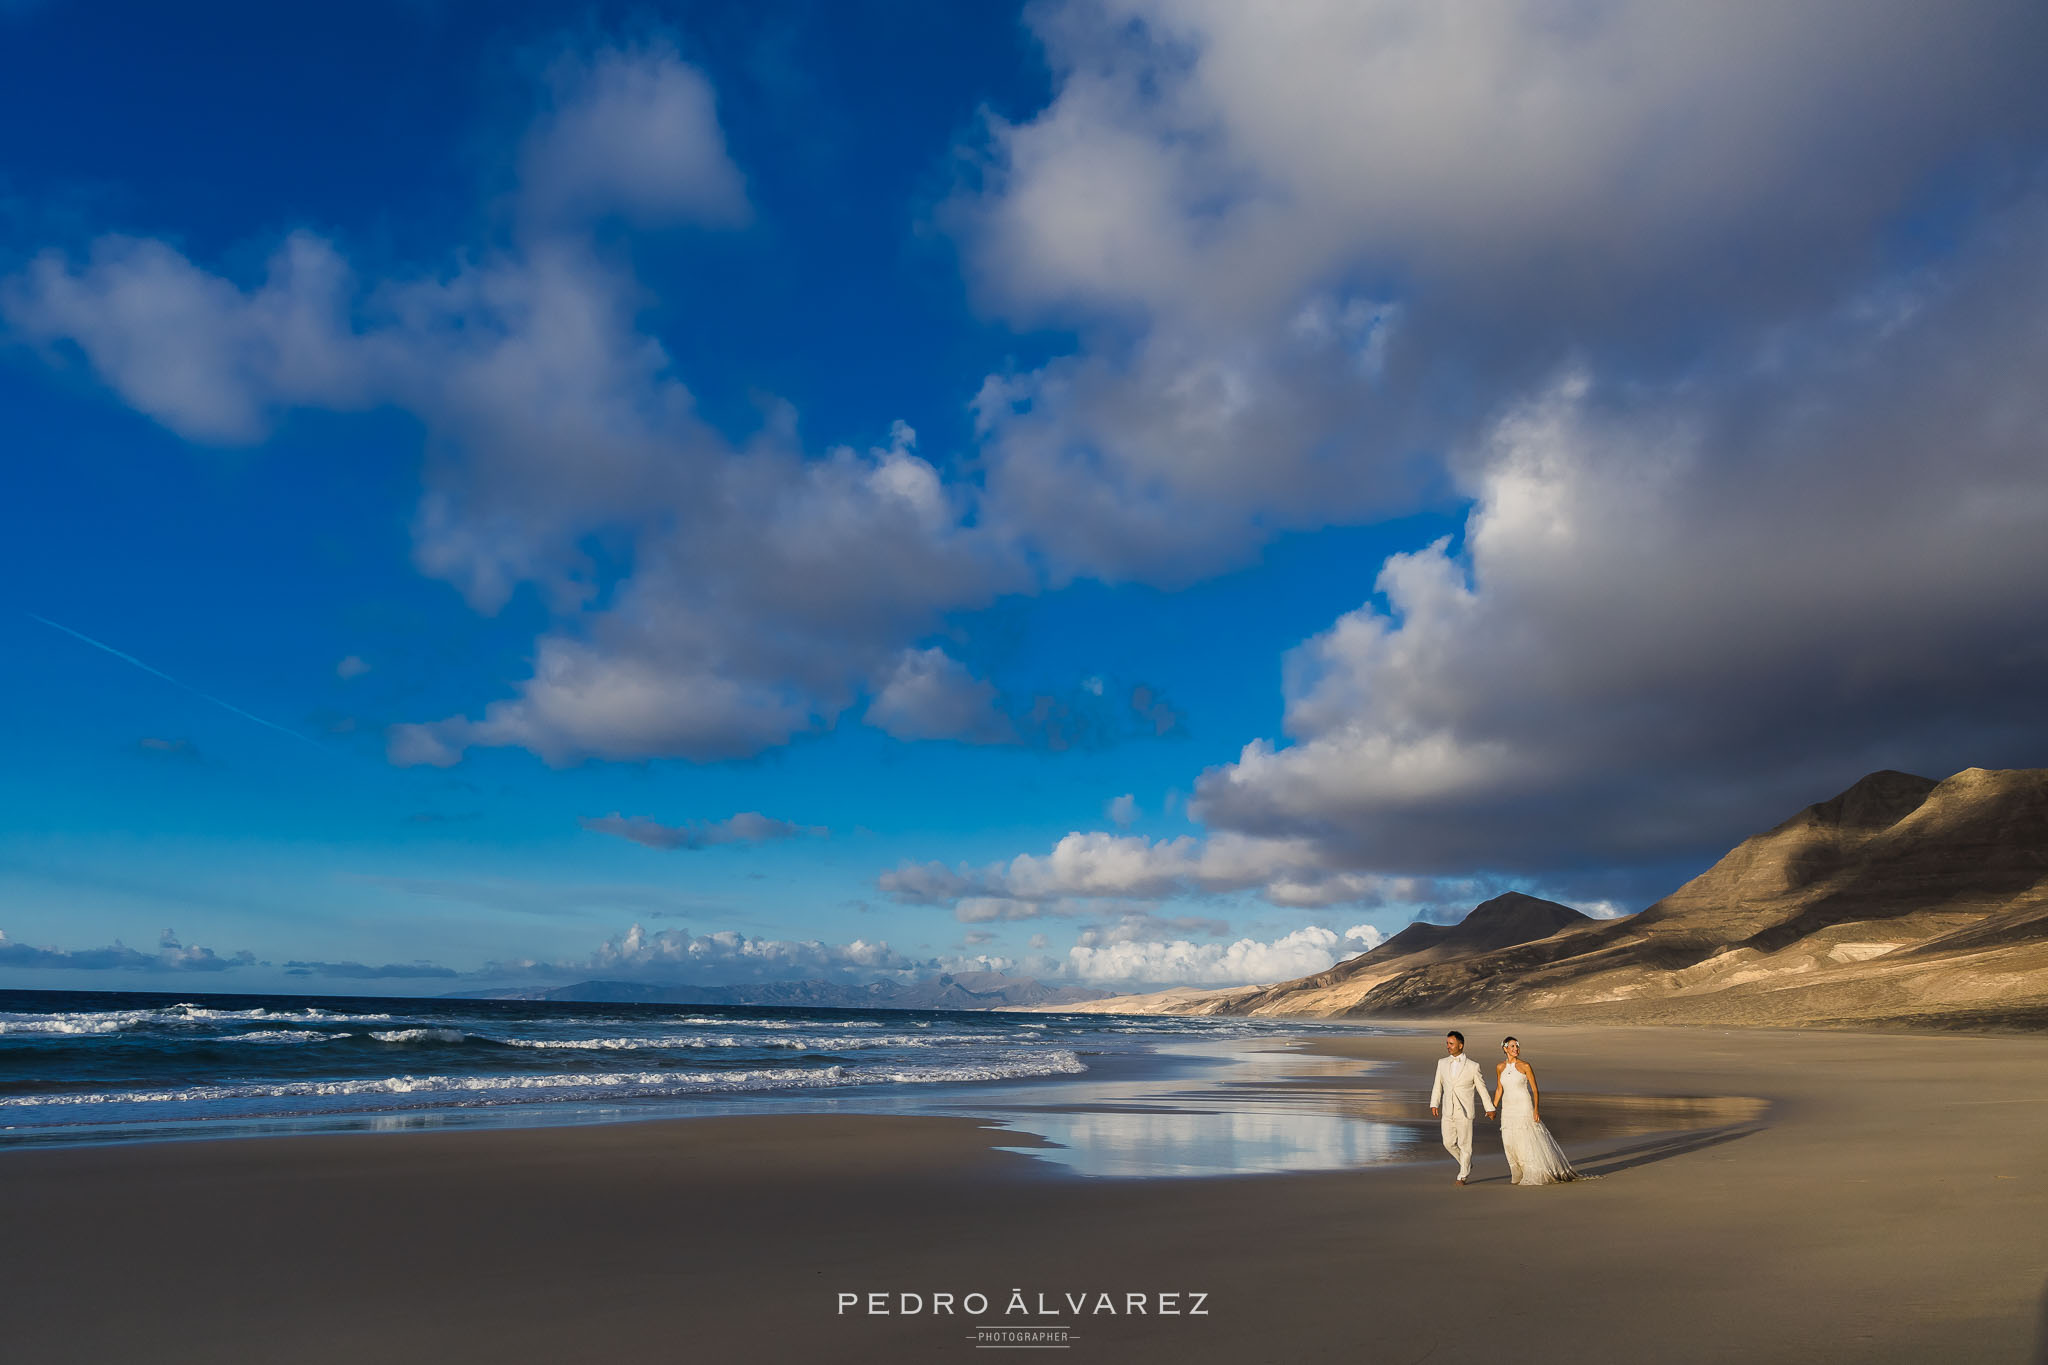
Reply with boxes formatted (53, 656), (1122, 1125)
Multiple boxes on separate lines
(0, 1049), (1088, 1110)
(0, 1004), (394, 1036)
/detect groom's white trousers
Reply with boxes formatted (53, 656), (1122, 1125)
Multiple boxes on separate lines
(1441, 1110), (1478, 1180)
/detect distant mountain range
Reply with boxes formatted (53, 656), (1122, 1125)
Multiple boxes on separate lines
(447, 971), (1109, 1012)
(1068, 767), (2048, 1029)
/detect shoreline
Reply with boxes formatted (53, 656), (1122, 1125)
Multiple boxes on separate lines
(3, 1022), (2044, 1362)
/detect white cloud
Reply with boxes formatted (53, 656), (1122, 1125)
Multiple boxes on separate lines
(388, 409), (1020, 764)
(970, 1), (2046, 326)
(873, 10), (2048, 895)
(881, 829), (1419, 913)
(864, 646), (1016, 744)
(9, 3), (2047, 888)
(1065, 923), (1370, 987)
(1106, 793), (1138, 826)
(335, 654), (370, 680)
(491, 922), (918, 985)
(1192, 202), (2048, 870)
(874, 860), (979, 905)
(2, 232), (364, 444)
(4, 45), (1036, 772)
(1073, 911), (1231, 945)
(0, 927), (256, 973)
(390, 638), (821, 766)
(952, 0), (2048, 580)
(954, 897), (1046, 924)
(520, 40), (749, 230)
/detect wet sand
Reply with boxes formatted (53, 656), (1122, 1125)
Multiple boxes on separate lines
(2, 1022), (2044, 1363)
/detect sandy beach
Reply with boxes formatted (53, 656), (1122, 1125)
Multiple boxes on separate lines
(3, 1022), (2044, 1364)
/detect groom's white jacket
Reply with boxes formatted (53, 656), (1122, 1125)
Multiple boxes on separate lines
(1430, 1054), (1496, 1120)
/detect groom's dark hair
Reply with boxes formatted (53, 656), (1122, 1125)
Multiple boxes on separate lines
(1446, 1030), (1464, 1043)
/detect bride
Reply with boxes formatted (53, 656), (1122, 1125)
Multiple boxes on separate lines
(1492, 1037), (1578, 1185)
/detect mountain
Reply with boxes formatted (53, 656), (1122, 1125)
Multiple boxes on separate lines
(445, 972), (1108, 1012)
(1190, 767), (2048, 1028)
(1048, 892), (1594, 1017)
(1228, 892), (1595, 1016)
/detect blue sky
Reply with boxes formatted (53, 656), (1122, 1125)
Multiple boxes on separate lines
(4, 1), (2046, 995)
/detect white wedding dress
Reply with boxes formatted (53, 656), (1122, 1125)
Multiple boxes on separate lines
(1498, 1062), (1578, 1186)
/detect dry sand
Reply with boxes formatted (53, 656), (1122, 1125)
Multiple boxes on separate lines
(3, 1022), (2044, 1364)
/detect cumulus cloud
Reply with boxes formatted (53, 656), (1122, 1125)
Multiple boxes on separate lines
(10, 4), (2047, 917)
(864, 645), (1016, 744)
(520, 40), (749, 230)
(1192, 199), (2048, 872)
(4, 46), (1023, 773)
(1065, 923), (1380, 988)
(2, 231), (365, 444)
(970, 1), (2047, 327)
(909, 110), (2048, 896)
(579, 810), (825, 850)
(1073, 910), (1231, 945)
(953, 0), (2048, 579)
(335, 655), (370, 680)
(382, 410), (1019, 765)
(874, 860), (980, 905)
(490, 922), (920, 985)
(1106, 793), (1138, 826)
(953, 897), (1050, 924)
(881, 829), (1424, 913)
(0, 928), (256, 972)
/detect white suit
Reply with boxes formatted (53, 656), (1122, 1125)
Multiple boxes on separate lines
(1430, 1053), (1496, 1181)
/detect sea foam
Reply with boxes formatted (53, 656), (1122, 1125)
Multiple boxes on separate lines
(0, 1004), (395, 1035)
(0, 1049), (1088, 1109)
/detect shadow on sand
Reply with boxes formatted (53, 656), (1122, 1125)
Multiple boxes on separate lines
(1459, 1123), (1763, 1184)
(1573, 1123), (1765, 1177)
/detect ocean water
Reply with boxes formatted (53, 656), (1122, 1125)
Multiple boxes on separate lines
(0, 988), (1374, 1160)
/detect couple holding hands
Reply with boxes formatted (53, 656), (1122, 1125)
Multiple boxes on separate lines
(1429, 1030), (1579, 1187)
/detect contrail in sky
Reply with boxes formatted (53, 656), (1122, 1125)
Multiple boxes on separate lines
(28, 612), (329, 753)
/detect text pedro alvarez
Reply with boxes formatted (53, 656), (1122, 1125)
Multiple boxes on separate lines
(838, 1290), (1212, 1316)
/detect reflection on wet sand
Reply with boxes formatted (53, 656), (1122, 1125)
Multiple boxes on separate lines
(990, 1106), (1414, 1178)
(961, 1038), (1766, 1179)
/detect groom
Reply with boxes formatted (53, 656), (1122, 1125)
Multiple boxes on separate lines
(1429, 1030), (1497, 1185)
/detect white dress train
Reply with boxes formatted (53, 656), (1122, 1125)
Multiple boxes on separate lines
(1498, 1062), (1577, 1186)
